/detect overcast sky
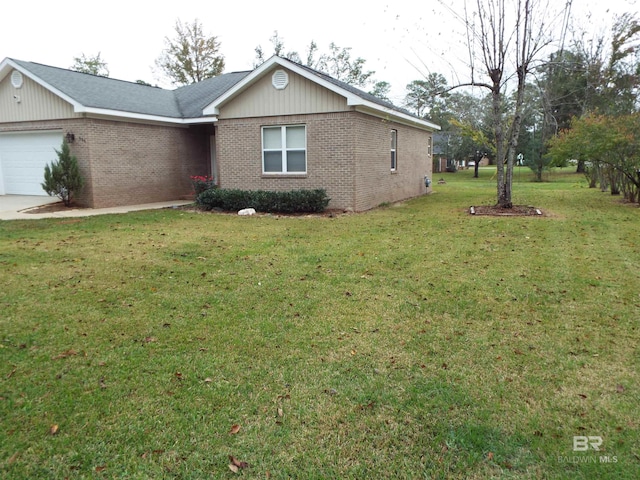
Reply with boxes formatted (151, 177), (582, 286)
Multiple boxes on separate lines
(2, 0), (637, 104)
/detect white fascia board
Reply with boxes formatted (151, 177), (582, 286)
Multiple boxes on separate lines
(80, 106), (217, 125)
(202, 56), (362, 116)
(355, 104), (441, 131)
(1, 58), (85, 111)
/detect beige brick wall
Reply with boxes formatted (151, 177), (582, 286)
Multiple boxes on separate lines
(216, 111), (432, 211)
(1, 118), (211, 208)
(84, 119), (210, 208)
(354, 113), (433, 211)
(3, 112), (432, 212)
(216, 112), (356, 210)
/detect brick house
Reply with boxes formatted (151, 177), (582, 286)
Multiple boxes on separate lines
(0, 56), (439, 211)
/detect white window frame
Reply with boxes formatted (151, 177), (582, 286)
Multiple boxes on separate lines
(391, 129), (398, 171)
(261, 125), (307, 174)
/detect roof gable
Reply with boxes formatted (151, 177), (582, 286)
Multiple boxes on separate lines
(2, 58), (182, 120)
(204, 56), (440, 131)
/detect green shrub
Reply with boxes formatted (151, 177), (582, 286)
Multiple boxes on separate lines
(196, 188), (330, 213)
(190, 175), (216, 196)
(41, 140), (83, 207)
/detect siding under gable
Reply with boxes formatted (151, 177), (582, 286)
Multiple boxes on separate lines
(218, 67), (350, 119)
(0, 70), (77, 123)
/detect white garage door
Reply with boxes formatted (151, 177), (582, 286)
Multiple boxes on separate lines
(0, 131), (63, 196)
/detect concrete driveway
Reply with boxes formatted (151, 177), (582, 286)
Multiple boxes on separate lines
(0, 195), (59, 216)
(0, 195), (193, 220)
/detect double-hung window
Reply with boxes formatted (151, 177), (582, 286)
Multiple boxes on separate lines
(390, 129), (398, 171)
(262, 125), (307, 174)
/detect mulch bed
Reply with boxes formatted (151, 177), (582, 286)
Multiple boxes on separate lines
(24, 202), (71, 214)
(470, 205), (543, 216)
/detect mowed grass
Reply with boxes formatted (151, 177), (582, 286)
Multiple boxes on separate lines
(1, 168), (638, 479)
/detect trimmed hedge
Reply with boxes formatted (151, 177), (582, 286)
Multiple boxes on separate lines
(196, 188), (331, 214)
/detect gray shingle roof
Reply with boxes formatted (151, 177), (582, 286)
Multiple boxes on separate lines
(12, 59), (182, 118)
(11, 59), (250, 119)
(10, 57), (426, 125)
(173, 71), (250, 118)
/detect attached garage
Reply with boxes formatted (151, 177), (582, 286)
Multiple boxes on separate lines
(0, 131), (62, 195)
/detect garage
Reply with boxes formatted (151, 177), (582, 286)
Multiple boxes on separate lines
(0, 131), (62, 195)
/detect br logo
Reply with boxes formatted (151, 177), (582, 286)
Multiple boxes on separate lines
(573, 436), (603, 451)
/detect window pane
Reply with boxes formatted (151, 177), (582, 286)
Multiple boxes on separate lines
(391, 130), (397, 149)
(286, 126), (305, 149)
(287, 151), (306, 172)
(391, 151), (396, 170)
(264, 151), (283, 172)
(263, 128), (282, 149)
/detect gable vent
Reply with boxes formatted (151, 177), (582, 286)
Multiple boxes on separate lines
(272, 69), (289, 90)
(11, 71), (23, 89)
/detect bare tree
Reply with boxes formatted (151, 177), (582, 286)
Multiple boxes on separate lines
(445, 0), (571, 207)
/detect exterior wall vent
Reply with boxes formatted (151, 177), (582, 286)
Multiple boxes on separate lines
(11, 70), (24, 89)
(272, 69), (289, 90)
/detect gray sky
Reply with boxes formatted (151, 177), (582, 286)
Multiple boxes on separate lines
(2, 0), (637, 104)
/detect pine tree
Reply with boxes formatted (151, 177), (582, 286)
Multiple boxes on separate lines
(41, 140), (83, 206)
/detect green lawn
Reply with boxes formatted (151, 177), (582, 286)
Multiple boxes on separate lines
(1, 168), (639, 479)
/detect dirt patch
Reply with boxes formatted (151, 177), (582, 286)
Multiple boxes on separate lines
(23, 202), (80, 214)
(470, 205), (543, 216)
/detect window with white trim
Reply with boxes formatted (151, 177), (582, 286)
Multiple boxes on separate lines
(262, 125), (307, 174)
(390, 129), (398, 171)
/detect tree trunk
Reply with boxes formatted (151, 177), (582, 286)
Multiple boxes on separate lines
(492, 83), (508, 207)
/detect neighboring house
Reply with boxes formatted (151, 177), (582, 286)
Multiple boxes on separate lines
(0, 56), (439, 211)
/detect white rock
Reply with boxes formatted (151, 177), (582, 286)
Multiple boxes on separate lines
(238, 208), (256, 216)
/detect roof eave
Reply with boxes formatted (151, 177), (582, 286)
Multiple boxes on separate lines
(354, 104), (441, 131)
(80, 106), (217, 125)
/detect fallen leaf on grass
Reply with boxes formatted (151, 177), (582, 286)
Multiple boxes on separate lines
(487, 452), (494, 461)
(229, 455), (249, 472)
(95, 465), (107, 472)
(204, 377), (213, 383)
(143, 336), (157, 343)
(50, 424), (59, 435)
(52, 349), (77, 360)
(616, 384), (625, 393)
(7, 451), (19, 464)
(229, 424), (241, 435)
(277, 408), (284, 417)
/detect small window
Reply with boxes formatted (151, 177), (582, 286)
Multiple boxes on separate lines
(262, 125), (306, 174)
(390, 129), (397, 171)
